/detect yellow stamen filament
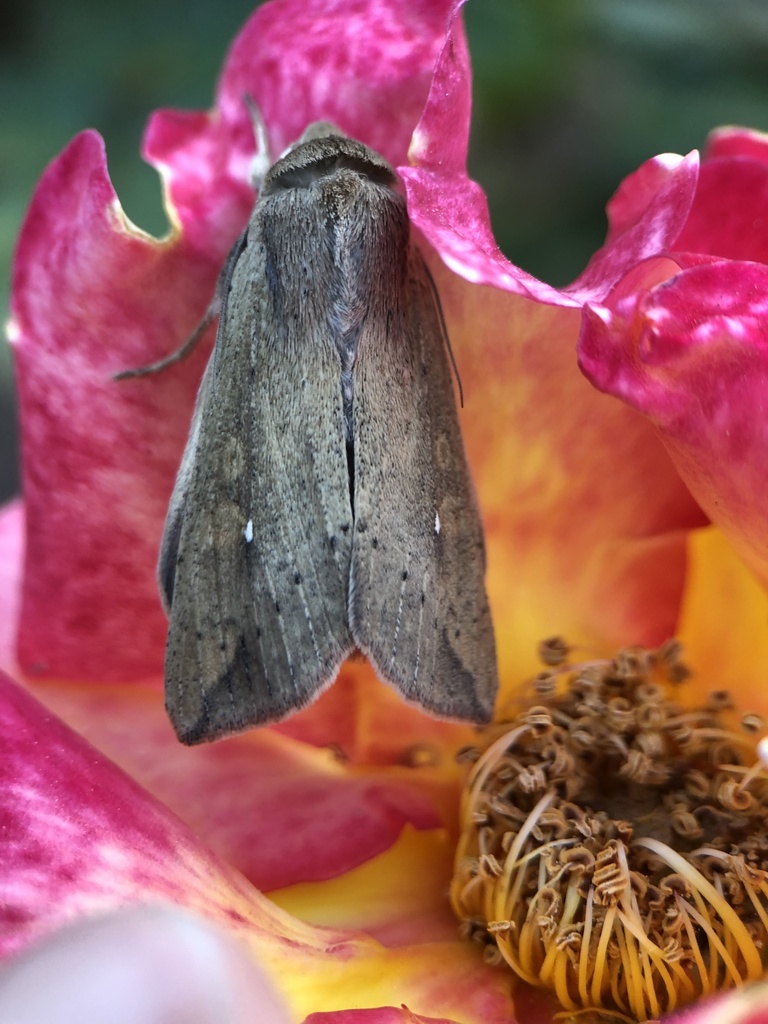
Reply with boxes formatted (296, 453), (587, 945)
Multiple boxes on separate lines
(636, 838), (763, 980)
(451, 641), (768, 1023)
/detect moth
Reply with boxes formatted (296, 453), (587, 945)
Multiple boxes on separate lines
(121, 114), (498, 744)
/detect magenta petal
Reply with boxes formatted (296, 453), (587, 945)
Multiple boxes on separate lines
(0, 501), (22, 677)
(579, 259), (768, 583)
(145, 0), (455, 249)
(566, 152), (700, 302)
(404, 14), (699, 308)
(142, 107), (252, 254)
(218, 0), (453, 165)
(665, 982), (768, 1024)
(705, 125), (768, 165)
(401, 3), (572, 305)
(10, 131), (218, 682)
(674, 149), (768, 263)
(0, 670), (286, 958)
(305, 1010), (459, 1024)
(31, 679), (446, 892)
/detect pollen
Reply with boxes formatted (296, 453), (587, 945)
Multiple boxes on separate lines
(450, 640), (768, 1023)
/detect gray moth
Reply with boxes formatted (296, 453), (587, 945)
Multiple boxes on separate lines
(123, 117), (498, 744)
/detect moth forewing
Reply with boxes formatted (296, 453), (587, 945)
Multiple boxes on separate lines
(348, 243), (497, 724)
(151, 121), (498, 743)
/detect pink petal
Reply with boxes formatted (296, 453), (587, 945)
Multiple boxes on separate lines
(272, 828), (461, 947)
(674, 151), (768, 262)
(402, 8), (700, 307)
(145, 0), (455, 247)
(304, 1010), (459, 1023)
(705, 125), (768, 165)
(29, 677), (457, 892)
(665, 980), (768, 1024)
(0, 501), (22, 677)
(0, 668), (326, 957)
(579, 260), (768, 583)
(0, 671), (516, 1022)
(566, 152), (700, 302)
(401, 2), (572, 305)
(9, 131), (215, 682)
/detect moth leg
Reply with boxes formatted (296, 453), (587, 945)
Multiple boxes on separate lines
(113, 231), (248, 380)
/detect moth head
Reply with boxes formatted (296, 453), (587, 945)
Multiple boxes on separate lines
(262, 128), (397, 195)
(293, 121), (348, 147)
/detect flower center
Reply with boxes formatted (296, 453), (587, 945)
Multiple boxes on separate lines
(451, 640), (768, 1023)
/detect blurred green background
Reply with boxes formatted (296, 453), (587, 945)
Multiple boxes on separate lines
(2, 0), (768, 502)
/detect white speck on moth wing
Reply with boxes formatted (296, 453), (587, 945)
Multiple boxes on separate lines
(435, 511), (441, 536)
(758, 735), (768, 768)
(244, 519), (254, 543)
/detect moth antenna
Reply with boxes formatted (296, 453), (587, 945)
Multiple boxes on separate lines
(423, 259), (464, 408)
(244, 93), (273, 191)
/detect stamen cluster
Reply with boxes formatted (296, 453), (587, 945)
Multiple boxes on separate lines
(451, 641), (768, 1022)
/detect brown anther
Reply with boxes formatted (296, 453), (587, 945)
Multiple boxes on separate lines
(560, 846), (595, 873)
(635, 701), (666, 731)
(606, 696), (635, 729)
(613, 647), (651, 680)
(609, 820), (635, 843)
(593, 845), (627, 905)
(455, 745), (481, 764)
(514, 764), (548, 794)
(538, 636), (571, 667)
(684, 769), (712, 800)
(659, 873), (691, 898)
(538, 807), (569, 838)
(707, 689), (734, 711)
(478, 853), (503, 878)
(500, 831), (515, 853)
(655, 639), (691, 682)
(742, 713), (765, 734)
(669, 722), (693, 747)
(571, 667), (602, 694)
(533, 671), (558, 698)
(521, 705), (554, 732)
(635, 728), (665, 757)
(636, 681), (665, 704)
(661, 908), (686, 935)
(555, 924), (583, 951)
(452, 637), (768, 1021)
(671, 807), (704, 839)
(459, 919), (487, 943)
(487, 919), (513, 935)
(483, 945), (504, 966)
(645, 883), (664, 909)
(486, 795), (527, 824)
(655, 638), (684, 664)
(666, 660), (691, 683)
(718, 778), (755, 812)
(542, 743), (574, 779)
(619, 748), (670, 785)
(569, 728), (596, 752)
(532, 886), (562, 919)
(660, 937), (684, 962)
(709, 741), (741, 767)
